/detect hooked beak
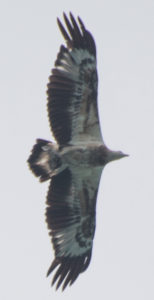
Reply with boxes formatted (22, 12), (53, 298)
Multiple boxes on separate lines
(122, 153), (129, 158)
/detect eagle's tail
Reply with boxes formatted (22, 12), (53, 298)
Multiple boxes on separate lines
(27, 139), (62, 182)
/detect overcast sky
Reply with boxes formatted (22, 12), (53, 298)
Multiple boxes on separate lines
(1, 0), (154, 299)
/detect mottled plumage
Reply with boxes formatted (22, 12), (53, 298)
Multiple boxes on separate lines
(28, 13), (128, 291)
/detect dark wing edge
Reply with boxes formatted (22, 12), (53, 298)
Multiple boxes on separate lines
(57, 13), (96, 56)
(47, 13), (102, 145)
(47, 251), (92, 291)
(45, 167), (101, 290)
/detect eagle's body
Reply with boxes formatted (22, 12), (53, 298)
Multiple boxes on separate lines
(28, 13), (127, 290)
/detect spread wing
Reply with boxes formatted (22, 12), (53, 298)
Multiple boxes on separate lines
(47, 13), (102, 145)
(46, 166), (102, 290)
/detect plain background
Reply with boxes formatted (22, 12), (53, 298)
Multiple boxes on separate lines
(1, 0), (154, 299)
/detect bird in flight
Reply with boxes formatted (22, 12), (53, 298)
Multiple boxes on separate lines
(28, 12), (128, 291)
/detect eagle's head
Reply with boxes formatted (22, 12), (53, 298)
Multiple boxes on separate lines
(98, 145), (128, 165)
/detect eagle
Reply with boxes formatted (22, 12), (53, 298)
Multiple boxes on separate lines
(28, 12), (128, 290)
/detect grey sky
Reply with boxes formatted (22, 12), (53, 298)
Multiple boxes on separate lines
(1, 0), (154, 299)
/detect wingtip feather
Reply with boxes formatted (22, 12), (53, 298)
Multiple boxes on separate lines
(77, 16), (86, 31)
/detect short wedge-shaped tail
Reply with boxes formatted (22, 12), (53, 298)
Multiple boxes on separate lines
(27, 139), (62, 182)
